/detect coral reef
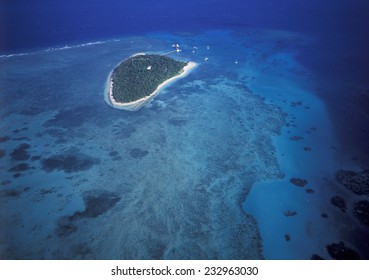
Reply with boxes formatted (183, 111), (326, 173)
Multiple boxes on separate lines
(352, 200), (369, 227)
(10, 143), (31, 161)
(326, 241), (360, 260)
(8, 163), (30, 172)
(284, 210), (297, 217)
(0, 136), (10, 143)
(311, 254), (324, 260)
(55, 190), (121, 237)
(31, 155), (42, 161)
(41, 151), (100, 173)
(130, 148), (149, 159)
(330, 195), (347, 212)
(336, 169), (369, 196)
(290, 178), (308, 187)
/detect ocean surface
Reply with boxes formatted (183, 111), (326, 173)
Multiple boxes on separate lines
(1, 1), (369, 259)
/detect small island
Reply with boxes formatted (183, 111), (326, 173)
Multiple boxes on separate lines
(106, 53), (197, 111)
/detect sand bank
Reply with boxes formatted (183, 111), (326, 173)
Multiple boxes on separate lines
(105, 59), (198, 111)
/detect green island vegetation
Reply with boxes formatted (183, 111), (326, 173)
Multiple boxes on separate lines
(111, 54), (188, 103)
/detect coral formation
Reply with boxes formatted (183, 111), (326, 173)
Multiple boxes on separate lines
(284, 210), (297, 217)
(336, 169), (369, 196)
(0, 136), (10, 143)
(10, 143), (31, 161)
(8, 163), (30, 172)
(321, 213), (328, 219)
(42, 152), (100, 173)
(352, 200), (369, 227)
(55, 190), (121, 237)
(330, 195), (347, 212)
(326, 241), (360, 260)
(290, 178), (308, 187)
(130, 148), (149, 159)
(311, 254), (324, 260)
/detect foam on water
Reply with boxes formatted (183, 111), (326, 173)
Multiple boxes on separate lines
(0, 40), (113, 59)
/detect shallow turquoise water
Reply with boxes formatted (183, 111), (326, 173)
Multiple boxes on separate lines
(0, 29), (367, 259)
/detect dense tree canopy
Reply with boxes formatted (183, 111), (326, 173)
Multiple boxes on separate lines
(111, 54), (188, 103)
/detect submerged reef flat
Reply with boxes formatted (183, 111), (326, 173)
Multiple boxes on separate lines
(107, 54), (197, 111)
(0, 30), (294, 260)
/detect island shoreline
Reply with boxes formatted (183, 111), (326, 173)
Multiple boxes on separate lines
(105, 55), (198, 111)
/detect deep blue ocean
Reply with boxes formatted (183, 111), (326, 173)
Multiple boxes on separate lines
(1, 0), (369, 259)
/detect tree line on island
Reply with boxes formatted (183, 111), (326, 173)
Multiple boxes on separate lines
(112, 54), (188, 103)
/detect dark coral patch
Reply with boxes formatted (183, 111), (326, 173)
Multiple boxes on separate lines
(353, 200), (369, 227)
(12, 137), (30, 141)
(284, 234), (291, 241)
(77, 190), (121, 218)
(109, 151), (119, 157)
(31, 155), (42, 161)
(112, 156), (122, 161)
(41, 152), (100, 173)
(290, 178), (308, 187)
(109, 150), (122, 161)
(304, 146), (312, 151)
(306, 188), (314, 194)
(113, 126), (136, 139)
(130, 148), (149, 159)
(71, 242), (92, 257)
(331, 195), (347, 212)
(55, 190), (121, 237)
(0, 136), (10, 143)
(311, 254), (324, 260)
(55, 216), (78, 237)
(0, 189), (22, 198)
(326, 242), (360, 260)
(321, 213), (329, 219)
(44, 106), (100, 129)
(289, 136), (304, 141)
(10, 143), (31, 161)
(284, 210), (297, 217)
(335, 169), (369, 196)
(8, 163), (30, 172)
(168, 118), (188, 126)
(0, 149), (5, 159)
(290, 101), (303, 107)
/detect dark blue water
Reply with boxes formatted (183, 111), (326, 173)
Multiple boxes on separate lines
(2, 0), (369, 53)
(1, 0), (369, 259)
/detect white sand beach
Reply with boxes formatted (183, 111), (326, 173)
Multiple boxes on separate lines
(106, 59), (198, 111)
